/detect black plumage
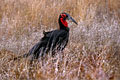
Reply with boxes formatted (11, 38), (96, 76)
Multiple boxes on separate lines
(14, 12), (77, 61)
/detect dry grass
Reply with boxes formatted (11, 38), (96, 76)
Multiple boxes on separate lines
(0, 0), (120, 80)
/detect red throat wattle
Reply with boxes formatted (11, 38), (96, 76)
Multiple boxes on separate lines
(60, 18), (68, 27)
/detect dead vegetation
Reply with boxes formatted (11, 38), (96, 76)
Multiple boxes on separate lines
(0, 0), (120, 80)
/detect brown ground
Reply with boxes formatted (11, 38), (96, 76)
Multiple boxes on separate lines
(0, 0), (120, 80)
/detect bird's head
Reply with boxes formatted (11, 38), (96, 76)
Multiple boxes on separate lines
(59, 12), (78, 30)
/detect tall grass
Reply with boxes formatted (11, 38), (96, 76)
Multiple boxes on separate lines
(0, 0), (120, 80)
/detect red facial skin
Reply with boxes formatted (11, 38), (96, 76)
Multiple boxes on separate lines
(60, 14), (68, 27)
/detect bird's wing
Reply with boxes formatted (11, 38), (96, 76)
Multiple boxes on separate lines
(28, 36), (50, 55)
(28, 30), (56, 56)
(50, 30), (69, 51)
(43, 30), (54, 37)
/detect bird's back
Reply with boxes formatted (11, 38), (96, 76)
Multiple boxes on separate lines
(42, 29), (69, 51)
(27, 29), (69, 60)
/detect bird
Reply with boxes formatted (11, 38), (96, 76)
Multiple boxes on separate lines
(14, 12), (78, 62)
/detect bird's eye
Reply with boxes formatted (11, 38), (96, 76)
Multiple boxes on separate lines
(61, 14), (66, 18)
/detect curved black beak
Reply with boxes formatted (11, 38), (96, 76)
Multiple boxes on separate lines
(68, 16), (78, 25)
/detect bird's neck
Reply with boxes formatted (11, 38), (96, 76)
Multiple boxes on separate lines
(59, 18), (69, 31)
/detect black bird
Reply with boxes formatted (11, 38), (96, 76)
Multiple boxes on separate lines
(14, 12), (77, 61)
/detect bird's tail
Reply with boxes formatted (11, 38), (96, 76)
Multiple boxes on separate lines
(14, 53), (31, 61)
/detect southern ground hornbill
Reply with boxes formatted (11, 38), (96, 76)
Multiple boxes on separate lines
(14, 12), (77, 62)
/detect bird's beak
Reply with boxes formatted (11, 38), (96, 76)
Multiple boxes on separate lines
(68, 16), (78, 25)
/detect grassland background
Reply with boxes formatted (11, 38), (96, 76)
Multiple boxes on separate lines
(0, 0), (120, 80)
